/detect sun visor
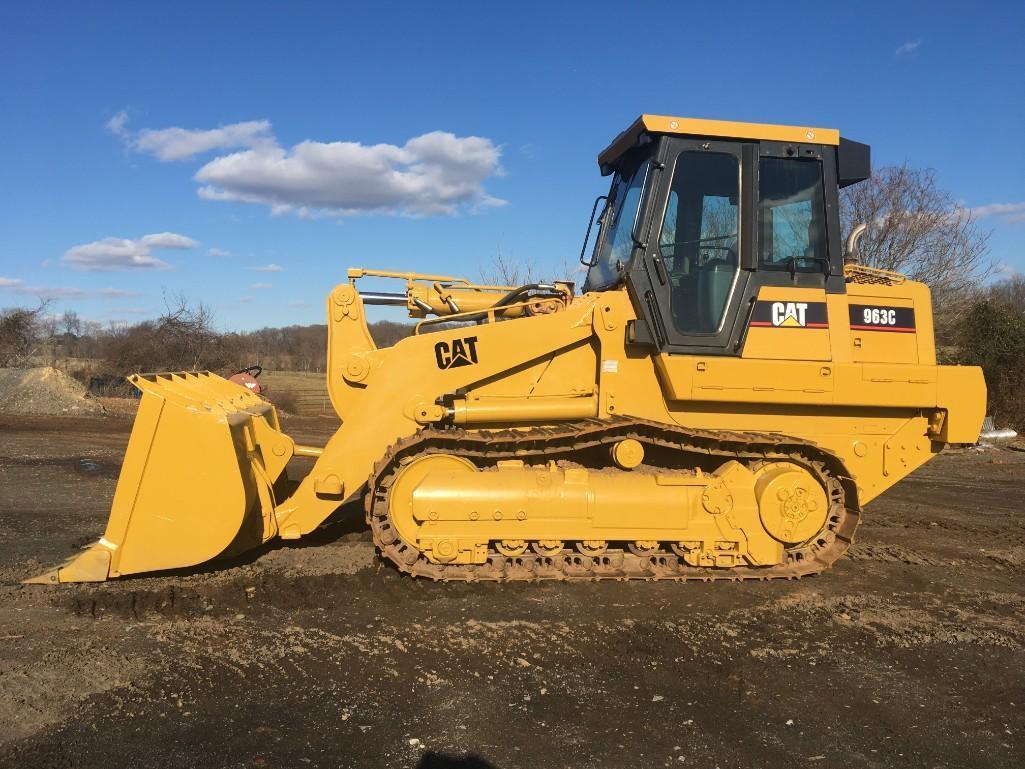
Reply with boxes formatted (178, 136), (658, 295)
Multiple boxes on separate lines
(838, 138), (871, 187)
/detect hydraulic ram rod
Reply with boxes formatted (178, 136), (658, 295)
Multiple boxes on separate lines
(360, 291), (409, 306)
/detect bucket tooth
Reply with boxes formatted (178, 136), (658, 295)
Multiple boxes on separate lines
(25, 371), (296, 584)
(25, 543), (112, 584)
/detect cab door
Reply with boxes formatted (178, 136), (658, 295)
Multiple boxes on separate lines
(627, 138), (755, 355)
(740, 142), (843, 361)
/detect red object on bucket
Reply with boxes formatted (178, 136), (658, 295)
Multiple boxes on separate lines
(228, 365), (263, 395)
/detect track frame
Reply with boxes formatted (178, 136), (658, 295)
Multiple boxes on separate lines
(366, 418), (860, 582)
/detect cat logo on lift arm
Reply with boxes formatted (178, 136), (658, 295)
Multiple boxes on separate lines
(435, 336), (480, 369)
(749, 301), (829, 329)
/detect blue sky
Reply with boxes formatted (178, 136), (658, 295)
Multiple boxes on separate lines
(1, 0), (1023, 331)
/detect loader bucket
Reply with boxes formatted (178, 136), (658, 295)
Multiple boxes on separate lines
(26, 371), (294, 584)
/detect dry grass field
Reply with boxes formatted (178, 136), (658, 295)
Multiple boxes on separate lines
(258, 370), (333, 415)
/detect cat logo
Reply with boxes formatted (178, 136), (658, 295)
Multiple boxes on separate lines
(772, 301), (809, 327)
(434, 336), (479, 369)
(749, 300), (828, 330)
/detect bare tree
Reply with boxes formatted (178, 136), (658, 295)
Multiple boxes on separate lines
(479, 246), (541, 287)
(61, 311), (82, 337)
(104, 294), (231, 374)
(0, 301), (54, 367)
(987, 273), (1025, 313)
(480, 245), (580, 288)
(841, 164), (990, 337)
(155, 294), (224, 370)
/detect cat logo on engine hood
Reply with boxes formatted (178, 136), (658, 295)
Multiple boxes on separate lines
(749, 301), (828, 329)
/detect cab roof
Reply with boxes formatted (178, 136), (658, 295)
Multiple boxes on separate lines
(598, 115), (841, 175)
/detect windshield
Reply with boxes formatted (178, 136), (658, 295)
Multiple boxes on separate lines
(584, 158), (651, 291)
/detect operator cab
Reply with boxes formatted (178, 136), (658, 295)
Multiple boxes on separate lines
(582, 115), (870, 355)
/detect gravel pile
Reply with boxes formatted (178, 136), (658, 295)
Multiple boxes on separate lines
(0, 367), (104, 415)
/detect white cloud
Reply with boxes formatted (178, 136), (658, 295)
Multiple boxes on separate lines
(239, 296), (254, 304)
(21, 286), (89, 299)
(288, 300), (309, 308)
(63, 232), (198, 271)
(107, 110), (130, 137)
(208, 247), (231, 257)
(895, 39), (922, 56)
(251, 263), (284, 272)
(108, 114), (505, 218)
(108, 111), (274, 162)
(970, 201), (1025, 224)
(0, 281), (142, 300)
(139, 232), (197, 249)
(109, 306), (148, 315)
(249, 282), (272, 289)
(194, 130), (505, 217)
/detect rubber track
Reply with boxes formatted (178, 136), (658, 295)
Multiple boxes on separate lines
(365, 418), (860, 582)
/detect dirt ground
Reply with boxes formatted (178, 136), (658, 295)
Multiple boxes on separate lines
(0, 413), (1023, 769)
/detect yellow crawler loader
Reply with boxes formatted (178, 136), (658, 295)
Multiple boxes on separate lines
(32, 115), (986, 584)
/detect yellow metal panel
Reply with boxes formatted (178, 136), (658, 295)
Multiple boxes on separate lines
(742, 286), (832, 361)
(846, 280), (936, 365)
(642, 115), (839, 144)
(937, 366), (987, 443)
(657, 354), (954, 412)
(656, 355), (835, 405)
(833, 364), (937, 407)
(848, 295), (919, 364)
(826, 293), (853, 363)
(466, 340), (596, 401)
(599, 114), (839, 169)
(652, 353), (692, 401)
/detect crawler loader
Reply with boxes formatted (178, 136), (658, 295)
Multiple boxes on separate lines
(31, 115), (986, 584)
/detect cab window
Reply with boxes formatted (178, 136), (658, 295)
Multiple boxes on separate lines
(585, 158), (650, 290)
(758, 157), (827, 271)
(657, 152), (740, 334)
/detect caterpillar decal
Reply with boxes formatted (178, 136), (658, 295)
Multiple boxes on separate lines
(749, 301), (828, 329)
(435, 336), (480, 369)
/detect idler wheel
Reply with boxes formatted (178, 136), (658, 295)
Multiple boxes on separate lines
(387, 453), (478, 547)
